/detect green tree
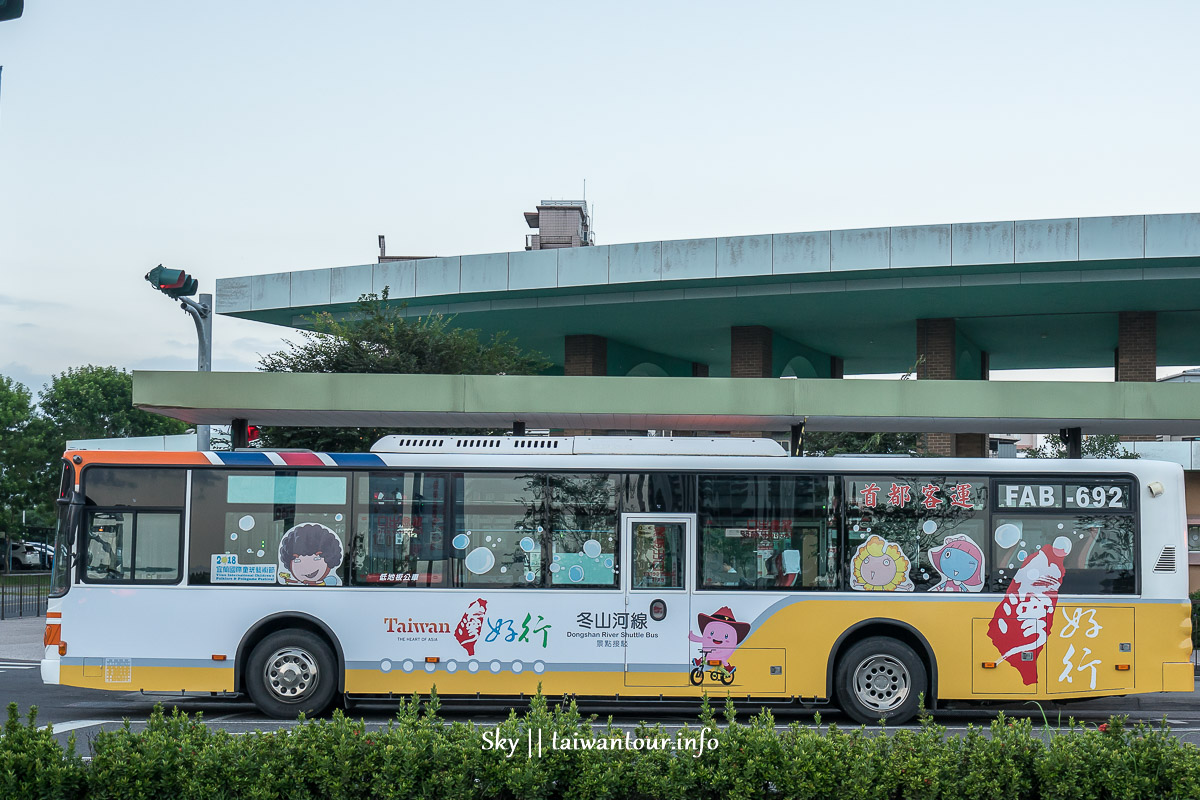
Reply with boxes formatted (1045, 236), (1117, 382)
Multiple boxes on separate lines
(36, 366), (188, 448)
(801, 430), (922, 457)
(23, 367), (189, 524)
(1025, 433), (1140, 459)
(0, 376), (40, 534)
(258, 290), (551, 450)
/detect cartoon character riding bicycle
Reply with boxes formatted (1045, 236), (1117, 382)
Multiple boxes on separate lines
(688, 606), (748, 686)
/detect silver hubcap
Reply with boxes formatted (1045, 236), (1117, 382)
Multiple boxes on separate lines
(852, 654), (910, 713)
(265, 647), (318, 703)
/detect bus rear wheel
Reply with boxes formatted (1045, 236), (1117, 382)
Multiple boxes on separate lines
(835, 636), (927, 726)
(246, 630), (337, 719)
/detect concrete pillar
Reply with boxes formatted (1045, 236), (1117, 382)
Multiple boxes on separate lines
(731, 325), (773, 378)
(564, 334), (607, 376)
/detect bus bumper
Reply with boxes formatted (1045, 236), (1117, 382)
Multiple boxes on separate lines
(40, 655), (60, 685)
(1163, 662), (1194, 692)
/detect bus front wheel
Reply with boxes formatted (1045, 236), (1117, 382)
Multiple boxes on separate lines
(246, 629), (337, 719)
(835, 636), (927, 726)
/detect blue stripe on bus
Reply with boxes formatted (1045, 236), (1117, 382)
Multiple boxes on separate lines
(328, 453), (385, 467)
(213, 452), (274, 466)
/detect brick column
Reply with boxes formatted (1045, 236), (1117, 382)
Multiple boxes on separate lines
(915, 318), (955, 380)
(1116, 311), (1157, 441)
(564, 335), (607, 376)
(916, 319), (955, 455)
(731, 325), (772, 378)
(1116, 312), (1156, 382)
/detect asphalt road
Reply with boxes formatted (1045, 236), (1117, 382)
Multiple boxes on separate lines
(5, 656), (1200, 757)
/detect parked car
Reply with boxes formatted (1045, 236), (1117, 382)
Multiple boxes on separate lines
(5, 540), (50, 570)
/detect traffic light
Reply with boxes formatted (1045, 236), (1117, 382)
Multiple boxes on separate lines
(0, 1), (23, 22)
(145, 265), (198, 298)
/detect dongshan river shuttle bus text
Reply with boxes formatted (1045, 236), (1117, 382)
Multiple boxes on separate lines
(41, 436), (1193, 723)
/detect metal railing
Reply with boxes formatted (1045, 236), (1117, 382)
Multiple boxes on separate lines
(0, 572), (49, 619)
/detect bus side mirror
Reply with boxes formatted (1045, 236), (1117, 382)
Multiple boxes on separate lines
(0, 0), (24, 22)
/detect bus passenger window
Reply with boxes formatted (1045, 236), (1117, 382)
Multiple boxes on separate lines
(454, 473), (547, 589)
(351, 472), (450, 588)
(188, 470), (350, 586)
(698, 474), (838, 591)
(550, 473), (618, 588)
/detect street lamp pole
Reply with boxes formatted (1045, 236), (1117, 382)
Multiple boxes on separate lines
(179, 293), (212, 450)
(145, 266), (211, 451)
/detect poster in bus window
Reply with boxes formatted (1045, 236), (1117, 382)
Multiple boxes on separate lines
(929, 534), (985, 592)
(277, 523), (344, 586)
(987, 534), (1072, 684)
(850, 535), (913, 591)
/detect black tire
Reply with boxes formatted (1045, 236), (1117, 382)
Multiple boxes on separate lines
(718, 671), (735, 686)
(245, 629), (338, 719)
(689, 668), (704, 686)
(835, 636), (928, 725)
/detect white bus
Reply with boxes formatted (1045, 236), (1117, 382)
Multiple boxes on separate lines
(42, 436), (1193, 723)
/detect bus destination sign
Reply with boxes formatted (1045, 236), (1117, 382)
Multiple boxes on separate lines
(996, 482), (1129, 510)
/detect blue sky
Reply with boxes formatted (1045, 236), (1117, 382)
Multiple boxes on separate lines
(2, 1), (1198, 395)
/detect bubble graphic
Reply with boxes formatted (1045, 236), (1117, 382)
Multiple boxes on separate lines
(853, 524), (860, 532)
(500, 566), (507, 573)
(1020, 540), (1026, 547)
(525, 571), (535, 582)
(1017, 550), (1028, 562)
(994, 523), (1021, 548)
(553, 554), (561, 562)
(536, 526), (543, 533)
(568, 565), (585, 583)
(246, 548), (253, 554)
(257, 549), (265, 557)
(549, 563), (561, 573)
(921, 520), (937, 534)
(486, 536), (492, 543)
(464, 547), (496, 575)
(582, 539), (602, 559)
(452, 533), (470, 550)
(335, 513), (343, 522)
(238, 515), (255, 531)
(230, 532), (238, 541)
(1008, 563), (1014, 569)
(603, 558), (613, 568)
(520, 536), (535, 552)
(1057, 523), (1065, 529)
(1053, 536), (1073, 555)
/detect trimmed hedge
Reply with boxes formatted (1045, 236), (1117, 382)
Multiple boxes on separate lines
(4, 695), (1200, 800)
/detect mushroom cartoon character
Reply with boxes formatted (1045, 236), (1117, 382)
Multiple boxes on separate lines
(688, 606), (750, 668)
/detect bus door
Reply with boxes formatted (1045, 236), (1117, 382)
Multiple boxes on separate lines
(622, 514), (693, 687)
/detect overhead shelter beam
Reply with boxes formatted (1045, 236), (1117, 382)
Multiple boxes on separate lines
(133, 371), (1200, 436)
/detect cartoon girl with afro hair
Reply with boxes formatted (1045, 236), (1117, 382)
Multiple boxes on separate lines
(278, 523), (343, 586)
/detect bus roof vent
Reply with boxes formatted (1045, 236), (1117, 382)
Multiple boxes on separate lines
(571, 437), (786, 457)
(370, 435), (785, 456)
(1152, 545), (1176, 574)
